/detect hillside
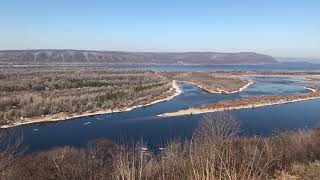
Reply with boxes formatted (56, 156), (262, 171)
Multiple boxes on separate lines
(0, 50), (277, 65)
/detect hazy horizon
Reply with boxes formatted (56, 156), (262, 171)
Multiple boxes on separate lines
(1, 0), (320, 59)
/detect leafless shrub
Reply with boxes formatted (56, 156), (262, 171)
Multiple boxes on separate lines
(157, 140), (189, 180)
(112, 142), (159, 180)
(189, 113), (271, 180)
(0, 130), (25, 180)
(11, 141), (117, 180)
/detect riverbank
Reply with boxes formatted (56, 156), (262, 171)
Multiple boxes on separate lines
(158, 86), (320, 117)
(1, 81), (182, 128)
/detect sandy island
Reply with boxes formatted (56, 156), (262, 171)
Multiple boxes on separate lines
(158, 86), (320, 117)
(161, 71), (253, 94)
(177, 79), (253, 94)
(1, 81), (182, 128)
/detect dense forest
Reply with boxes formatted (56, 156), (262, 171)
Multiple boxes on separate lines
(0, 68), (173, 126)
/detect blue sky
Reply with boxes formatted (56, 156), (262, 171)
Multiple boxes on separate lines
(1, 0), (319, 58)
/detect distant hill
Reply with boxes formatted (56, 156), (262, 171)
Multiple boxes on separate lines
(0, 50), (277, 65)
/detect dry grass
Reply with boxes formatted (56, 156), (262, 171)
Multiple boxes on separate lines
(274, 161), (320, 180)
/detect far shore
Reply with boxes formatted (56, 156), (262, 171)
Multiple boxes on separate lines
(158, 87), (320, 117)
(0, 81), (182, 129)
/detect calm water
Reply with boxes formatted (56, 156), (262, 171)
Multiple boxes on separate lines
(8, 75), (320, 153)
(4, 62), (320, 71)
(108, 62), (320, 72)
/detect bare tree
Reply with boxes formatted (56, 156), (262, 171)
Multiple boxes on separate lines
(0, 129), (25, 179)
(189, 113), (271, 180)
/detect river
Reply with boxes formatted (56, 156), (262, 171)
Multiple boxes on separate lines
(8, 75), (320, 153)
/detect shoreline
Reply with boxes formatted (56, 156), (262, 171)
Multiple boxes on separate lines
(177, 77), (253, 94)
(1, 81), (182, 129)
(158, 87), (319, 117)
(306, 87), (316, 92)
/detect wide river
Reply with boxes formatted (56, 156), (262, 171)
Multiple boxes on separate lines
(8, 74), (320, 153)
